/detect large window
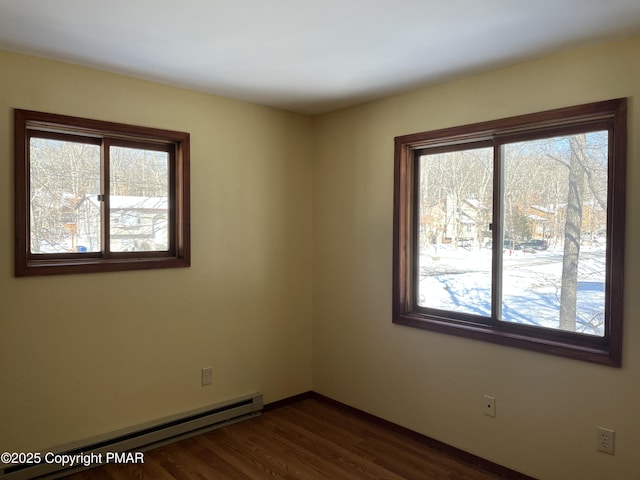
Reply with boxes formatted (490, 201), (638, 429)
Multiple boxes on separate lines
(393, 99), (626, 366)
(15, 110), (190, 276)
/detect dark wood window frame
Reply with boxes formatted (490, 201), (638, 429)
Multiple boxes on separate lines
(393, 99), (626, 366)
(15, 109), (191, 276)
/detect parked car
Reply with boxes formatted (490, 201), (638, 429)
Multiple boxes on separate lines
(520, 239), (549, 250)
(485, 239), (517, 250)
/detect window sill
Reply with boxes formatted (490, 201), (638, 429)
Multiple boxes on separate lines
(18, 256), (190, 276)
(393, 312), (620, 367)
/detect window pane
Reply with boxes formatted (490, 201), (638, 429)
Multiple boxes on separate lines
(417, 147), (493, 315)
(30, 138), (101, 253)
(109, 146), (169, 252)
(502, 132), (608, 336)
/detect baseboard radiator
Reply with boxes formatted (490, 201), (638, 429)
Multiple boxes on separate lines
(1, 393), (263, 480)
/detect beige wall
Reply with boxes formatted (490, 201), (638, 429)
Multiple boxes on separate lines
(312, 37), (640, 480)
(0, 51), (314, 451)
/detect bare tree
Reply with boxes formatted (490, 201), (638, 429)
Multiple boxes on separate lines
(559, 135), (586, 331)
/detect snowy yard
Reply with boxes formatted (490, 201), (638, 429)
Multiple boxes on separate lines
(419, 244), (605, 336)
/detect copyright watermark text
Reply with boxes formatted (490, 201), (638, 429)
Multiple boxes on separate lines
(1, 451), (144, 467)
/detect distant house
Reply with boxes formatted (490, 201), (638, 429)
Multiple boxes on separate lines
(76, 195), (169, 252)
(524, 205), (555, 240)
(443, 196), (489, 244)
(419, 196), (489, 247)
(460, 198), (489, 240)
(522, 202), (606, 244)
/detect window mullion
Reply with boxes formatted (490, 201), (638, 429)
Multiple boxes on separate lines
(102, 138), (111, 257)
(491, 142), (504, 323)
(411, 152), (420, 311)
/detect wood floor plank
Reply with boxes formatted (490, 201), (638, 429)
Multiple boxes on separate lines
(294, 399), (505, 479)
(144, 441), (214, 480)
(279, 400), (498, 480)
(238, 410), (405, 480)
(172, 435), (255, 480)
(219, 420), (344, 479)
(260, 407), (408, 479)
(65, 397), (528, 480)
(198, 428), (296, 480)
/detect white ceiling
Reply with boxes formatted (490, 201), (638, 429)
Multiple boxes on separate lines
(1, 1), (640, 115)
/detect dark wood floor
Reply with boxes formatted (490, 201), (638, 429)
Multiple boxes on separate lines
(65, 396), (527, 480)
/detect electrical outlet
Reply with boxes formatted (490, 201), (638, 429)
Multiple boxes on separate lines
(597, 427), (615, 454)
(201, 367), (213, 386)
(483, 395), (496, 417)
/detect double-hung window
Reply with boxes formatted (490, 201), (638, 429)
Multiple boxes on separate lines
(15, 110), (190, 276)
(393, 99), (626, 366)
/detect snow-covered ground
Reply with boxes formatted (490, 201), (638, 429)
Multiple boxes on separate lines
(419, 244), (605, 336)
